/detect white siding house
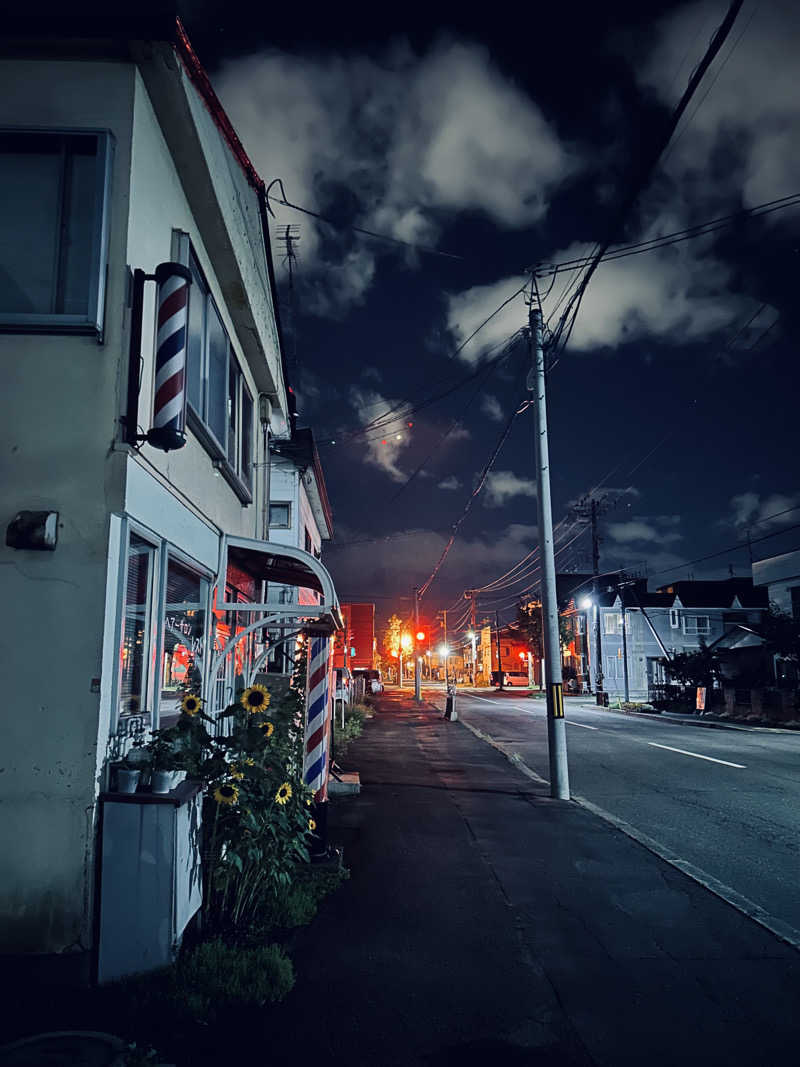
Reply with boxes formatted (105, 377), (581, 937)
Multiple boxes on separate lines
(0, 21), (337, 977)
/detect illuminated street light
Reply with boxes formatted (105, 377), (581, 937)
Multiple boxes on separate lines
(438, 644), (450, 657)
(580, 597), (593, 610)
(401, 633), (412, 651)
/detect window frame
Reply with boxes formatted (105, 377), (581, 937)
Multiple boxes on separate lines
(0, 126), (113, 335)
(669, 608), (680, 628)
(172, 232), (253, 503)
(683, 615), (711, 636)
(603, 611), (623, 635)
(269, 502), (292, 529)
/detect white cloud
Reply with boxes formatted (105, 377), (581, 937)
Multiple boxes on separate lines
(484, 469), (538, 508)
(640, 0), (800, 212)
(607, 517), (682, 545)
(348, 386), (412, 482)
(438, 475), (461, 490)
(327, 521), (539, 601)
(481, 393), (503, 421)
(728, 491), (800, 532)
(214, 40), (573, 316)
(445, 278), (527, 364)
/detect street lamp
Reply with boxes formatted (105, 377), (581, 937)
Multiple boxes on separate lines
(467, 630), (477, 686)
(438, 644), (450, 686)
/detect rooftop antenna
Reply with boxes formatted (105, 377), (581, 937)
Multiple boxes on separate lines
(275, 223), (301, 380)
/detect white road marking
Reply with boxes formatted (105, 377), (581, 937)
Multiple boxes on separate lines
(647, 741), (746, 768)
(566, 721), (598, 730)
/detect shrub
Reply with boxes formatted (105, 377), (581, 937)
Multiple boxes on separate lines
(334, 703), (368, 755)
(170, 939), (294, 1018)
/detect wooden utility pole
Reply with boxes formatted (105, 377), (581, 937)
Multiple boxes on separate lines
(591, 498), (604, 699)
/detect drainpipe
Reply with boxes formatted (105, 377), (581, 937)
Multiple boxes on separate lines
(259, 395), (272, 540)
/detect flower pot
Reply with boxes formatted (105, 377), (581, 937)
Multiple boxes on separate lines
(150, 769), (174, 794)
(115, 768), (141, 794)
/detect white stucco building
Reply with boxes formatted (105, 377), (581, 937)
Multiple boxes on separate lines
(0, 19), (339, 978)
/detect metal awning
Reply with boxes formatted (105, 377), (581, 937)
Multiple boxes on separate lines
(215, 534), (343, 633)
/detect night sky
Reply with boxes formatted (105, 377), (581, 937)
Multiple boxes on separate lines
(182, 0), (800, 629)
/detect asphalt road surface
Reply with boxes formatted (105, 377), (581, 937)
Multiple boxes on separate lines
(422, 685), (800, 942)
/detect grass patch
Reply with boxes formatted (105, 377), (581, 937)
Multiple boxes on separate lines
(334, 703), (368, 756)
(169, 939), (294, 1018)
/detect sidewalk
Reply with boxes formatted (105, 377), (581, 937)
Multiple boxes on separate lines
(253, 688), (800, 1066)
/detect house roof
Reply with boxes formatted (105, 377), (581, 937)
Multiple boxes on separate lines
(654, 578), (768, 609)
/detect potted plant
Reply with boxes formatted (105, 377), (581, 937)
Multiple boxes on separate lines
(114, 753), (142, 794)
(142, 731), (183, 794)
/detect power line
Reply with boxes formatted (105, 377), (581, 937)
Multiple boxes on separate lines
(535, 192), (800, 278)
(266, 177), (466, 261)
(647, 521), (800, 579)
(545, 0), (746, 369)
(419, 374), (526, 599)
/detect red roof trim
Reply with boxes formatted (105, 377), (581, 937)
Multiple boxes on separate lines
(174, 17), (265, 195)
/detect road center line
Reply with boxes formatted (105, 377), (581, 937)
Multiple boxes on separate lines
(647, 741), (746, 768)
(566, 721), (598, 730)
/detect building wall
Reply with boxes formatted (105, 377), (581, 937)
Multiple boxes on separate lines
(0, 54), (287, 956)
(126, 69), (265, 544)
(753, 550), (800, 617)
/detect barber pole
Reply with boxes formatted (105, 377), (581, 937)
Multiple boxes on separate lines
(304, 636), (332, 800)
(147, 262), (192, 452)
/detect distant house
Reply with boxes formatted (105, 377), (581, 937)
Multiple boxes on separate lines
(567, 578), (768, 701)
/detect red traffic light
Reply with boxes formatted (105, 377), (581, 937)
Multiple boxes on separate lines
(416, 631), (426, 642)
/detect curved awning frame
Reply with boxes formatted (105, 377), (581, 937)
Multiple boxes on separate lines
(215, 534), (342, 625)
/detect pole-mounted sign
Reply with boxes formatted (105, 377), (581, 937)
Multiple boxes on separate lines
(124, 262), (192, 452)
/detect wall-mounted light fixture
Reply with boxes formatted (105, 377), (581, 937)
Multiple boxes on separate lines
(6, 510), (59, 551)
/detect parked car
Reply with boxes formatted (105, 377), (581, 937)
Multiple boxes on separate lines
(505, 671), (531, 687)
(353, 668), (384, 694)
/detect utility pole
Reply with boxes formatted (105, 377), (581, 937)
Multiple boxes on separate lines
(589, 499), (605, 702)
(529, 301), (570, 800)
(414, 587), (421, 703)
(620, 598), (630, 703)
(494, 610), (504, 689)
(440, 609), (449, 686)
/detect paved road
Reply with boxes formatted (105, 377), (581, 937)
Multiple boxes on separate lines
(423, 685), (800, 940)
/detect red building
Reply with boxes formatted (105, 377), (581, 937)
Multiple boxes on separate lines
(336, 603), (376, 670)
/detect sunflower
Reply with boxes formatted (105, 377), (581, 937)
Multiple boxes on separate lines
(181, 693), (202, 716)
(261, 720), (275, 737)
(243, 757), (256, 766)
(308, 818), (316, 832)
(275, 782), (292, 805)
(241, 685), (271, 713)
(229, 764), (244, 781)
(214, 783), (239, 806)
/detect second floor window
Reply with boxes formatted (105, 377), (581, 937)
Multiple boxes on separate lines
(0, 128), (113, 333)
(684, 615), (710, 636)
(177, 236), (253, 499)
(603, 612), (623, 635)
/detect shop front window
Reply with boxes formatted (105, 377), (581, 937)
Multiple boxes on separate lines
(160, 557), (208, 722)
(119, 534), (157, 720)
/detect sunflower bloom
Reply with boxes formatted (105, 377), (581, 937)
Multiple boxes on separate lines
(261, 721), (275, 737)
(244, 757), (256, 766)
(275, 782), (292, 805)
(229, 764), (244, 781)
(181, 693), (202, 716)
(308, 818), (316, 832)
(241, 685), (270, 713)
(214, 783), (239, 806)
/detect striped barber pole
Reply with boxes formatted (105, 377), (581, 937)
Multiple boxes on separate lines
(304, 635), (333, 798)
(147, 262), (192, 452)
